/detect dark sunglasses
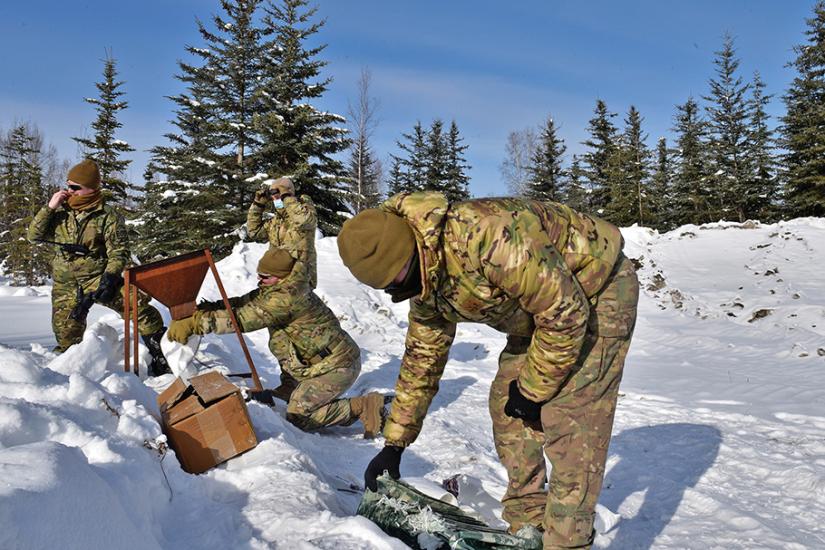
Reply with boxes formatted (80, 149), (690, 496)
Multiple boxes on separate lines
(257, 273), (271, 279)
(67, 184), (83, 191)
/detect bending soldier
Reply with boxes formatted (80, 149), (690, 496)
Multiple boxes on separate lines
(27, 159), (171, 376)
(167, 248), (385, 437)
(247, 176), (317, 400)
(338, 192), (639, 549)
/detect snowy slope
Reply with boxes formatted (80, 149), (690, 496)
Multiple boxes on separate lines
(1, 219), (824, 549)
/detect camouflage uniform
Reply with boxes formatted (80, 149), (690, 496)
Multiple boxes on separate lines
(194, 270), (363, 431)
(378, 192), (639, 549)
(247, 194), (318, 390)
(247, 195), (318, 288)
(27, 203), (163, 352)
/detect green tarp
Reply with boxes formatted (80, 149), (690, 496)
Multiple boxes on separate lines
(357, 475), (542, 550)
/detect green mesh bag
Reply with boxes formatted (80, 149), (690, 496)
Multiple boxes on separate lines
(356, 475), (542, 550)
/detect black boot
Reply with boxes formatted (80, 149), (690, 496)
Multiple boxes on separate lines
(142, 328), (172, 377)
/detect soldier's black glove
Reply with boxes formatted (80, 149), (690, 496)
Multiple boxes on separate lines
(504, 380), (544, 423)
(93, 272), (123, 304)
(365, 445), (404, 492)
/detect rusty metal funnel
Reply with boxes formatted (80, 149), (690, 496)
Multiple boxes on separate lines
(123, 249), (262, 391)
(129, 250), (210, 320)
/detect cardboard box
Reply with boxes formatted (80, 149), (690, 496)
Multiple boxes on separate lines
(157, 371), (258, 474)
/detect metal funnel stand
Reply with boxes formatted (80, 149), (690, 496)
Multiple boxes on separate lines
(123, 249), (263, 392)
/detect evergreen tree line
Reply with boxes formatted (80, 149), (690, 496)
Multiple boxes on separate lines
(387, 119), (472, 203)
(5, 1), (825, 284)
(502, 11), (825, 230)
(0, 123), (69, 285)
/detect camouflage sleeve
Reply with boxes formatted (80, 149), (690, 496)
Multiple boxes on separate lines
(246, 202), (271, 242)
(475, 213), (590, 403)
(383, 300), (457, 447)
(27, 205), (57, 243)
(280, 196), (317, 258)
(103, 211), (130, 275)
(198, 288), (291, 335)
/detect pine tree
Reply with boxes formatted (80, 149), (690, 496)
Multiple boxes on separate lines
(565, 155), (590, 212)
(704, 33), (751, 221)
(0, 125), (53, 284)
(525, 115), (566, 203)
(781, 1), (825, 217)
(605, 106), (651, 227)
(181, 0), (265, 221)
(256, 0), (350, 234)
(72, 55), (134, 208)
(138, 88), (230, 260)
(500, 127), (537, 197)
(391, 122), (428, 194)
(671, 97), (711, 225)
(387, 156), (408, 196)
(744, 71), (779, 221)
(582, 99), (618, 214)
(650, 137), (674, 230)
(346, 68), (382, 212)
(443, 120), (471, 201)
(424, 119), (450, 193)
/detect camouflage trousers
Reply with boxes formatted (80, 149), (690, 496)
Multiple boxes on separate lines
(489, 255), (639, 549)
(285, 358), (361, 432)
(52, 274), (164, 352)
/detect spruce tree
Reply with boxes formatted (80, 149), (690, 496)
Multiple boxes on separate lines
(582, 99), (618, 214)
(781, 1), (825, 217)
(139, 88), (229, 260)
(745, 71), (779, 221)
(424, 119), (450, 193)
(704, 33), (751, 221)
(565, 155), (590, 212)
(391, 122), (428, 194)
(443, 120), (471, 201)
(607, 106), (651, 227)
(256, 0), (350, 234)
(650, 137), (674, 230)
(671, 97), (711, 226)
(0, 125), (52, 284)
(387, 156), (408, 196)
(525, 115), (566, 203)
(182, 0), (265, 221)
(72, 55), (134, 208)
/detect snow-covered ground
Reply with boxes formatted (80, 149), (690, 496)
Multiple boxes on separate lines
(1, 218), (824, 549)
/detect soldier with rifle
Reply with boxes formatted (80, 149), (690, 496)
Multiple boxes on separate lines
(27, 159), (171, 376)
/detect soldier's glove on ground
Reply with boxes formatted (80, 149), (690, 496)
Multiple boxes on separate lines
(253, 189), (269, 206)
(168, 314), (199, 344)
(365, 445), (404, 492)
(504, 380), (544, 423)
(93, 272), (123, 304)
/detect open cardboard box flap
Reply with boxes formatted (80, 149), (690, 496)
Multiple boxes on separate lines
(156, 371), (258, 474)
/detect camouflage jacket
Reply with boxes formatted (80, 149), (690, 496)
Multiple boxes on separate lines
(196, 271), (359, 380)
(247, 195), (318, 288)
(27, 203), (129, 283)
(379, 192), (623, 446)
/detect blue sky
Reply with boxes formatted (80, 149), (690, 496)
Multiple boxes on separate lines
(0, 0), (816, 197)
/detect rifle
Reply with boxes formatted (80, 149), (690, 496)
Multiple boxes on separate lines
(36, 239), (91, 258)
(69, 286), (97, 322)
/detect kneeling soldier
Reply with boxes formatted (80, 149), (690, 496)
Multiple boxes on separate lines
(167, 248), (384, 437)
(27, 159), (170, 376)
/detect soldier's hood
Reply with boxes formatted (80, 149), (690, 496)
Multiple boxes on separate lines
(380, 192), (449, 302)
